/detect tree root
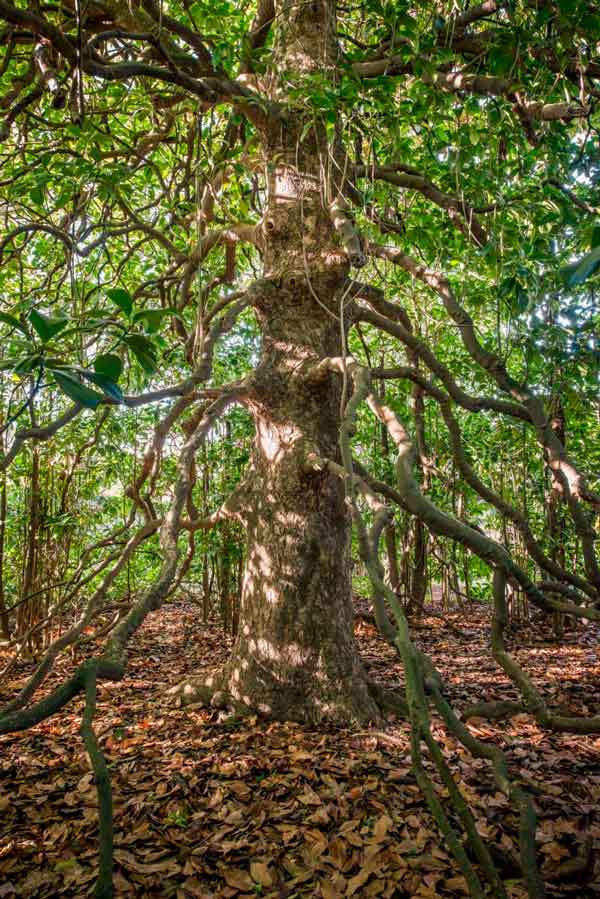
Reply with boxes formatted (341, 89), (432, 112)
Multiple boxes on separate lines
(366, 679), (408, 718)
(171, 671), (409, 725)
(547, 836), (593, 883)
(167, 677), (249, 719)
(463, 699), (524, 721)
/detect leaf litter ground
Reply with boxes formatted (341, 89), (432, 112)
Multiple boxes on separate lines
(1, 599), (599, 898)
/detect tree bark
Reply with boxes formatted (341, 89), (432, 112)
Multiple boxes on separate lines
(0, 470), (9, 639)
(182, 0), (379, 722)
(209, 269), (379, 721)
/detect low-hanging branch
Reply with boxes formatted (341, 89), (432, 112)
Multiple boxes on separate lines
(330, 355), (537, 899)
(370, 362), (596, 602)
(0, 0), (274, 129)
(360, 249), (600, 598)
(354, 163), (489, 247)
(1, 3), (598, 896)
(365, 243), (600, 511)
(0, 285), (252, 471)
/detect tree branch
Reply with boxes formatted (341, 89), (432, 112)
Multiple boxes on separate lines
(355, 164), (488, 247)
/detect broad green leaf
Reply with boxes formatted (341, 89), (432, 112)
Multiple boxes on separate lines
(13, 354), (43, 374)
(125, 334), (157, 374)
(94, 353), (123, 381)
(29, 310), (68, 343)
(0, 312), (28, 336)
(29, 186), (44, 206)
(43, 358), (71, 370)
(80, 370), (124, 403)
(107, 288), (133, 317)
(132, 308), (178, 333)
(53, 371), (103, 408)
(565, 246), (600, 286)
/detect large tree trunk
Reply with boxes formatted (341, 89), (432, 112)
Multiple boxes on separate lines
(182, 0), (379, 722)
(210, 279), (378, 721)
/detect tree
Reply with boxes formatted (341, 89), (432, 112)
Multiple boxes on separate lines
(1, 1), (600, 896)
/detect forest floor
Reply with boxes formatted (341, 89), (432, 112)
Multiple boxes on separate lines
(1, 597), (600, 898)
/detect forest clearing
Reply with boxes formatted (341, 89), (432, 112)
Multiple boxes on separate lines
(2, 598), (600, 897)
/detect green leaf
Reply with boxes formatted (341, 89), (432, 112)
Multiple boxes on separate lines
(29, 310), (68, 343)
(54, 859), (79, 872)
(564, 246), (600, 286)
(132, 308), (178, 333)
(29, 186), (44, 206)
(125, 334), (157, 374)
(80, 370), (124, 403)
(513, 285), (529, 314)
(94, 353), (123, 381)
(43, 358), (71, 370)
(107, 288), (133, 317)
(13, 354), (43, 375)
(53, 371), (103, 408)
(498, 276), (516, 299)
(0, 312), (29, 336)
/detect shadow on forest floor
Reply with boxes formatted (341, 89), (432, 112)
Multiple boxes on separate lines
(1, 598), (600, 897)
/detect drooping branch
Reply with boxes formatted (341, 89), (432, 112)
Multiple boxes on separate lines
(0, 264), (259, 893)
(0, 222), (73, 263)
(0, 0), (275, 129)
(0, 289), (253, 470)
(139, 0), (215, 74)
(355, 164), (488, 247)
(326, 356), (512, 899)
(353, 293), (531, 422)
(0, 387), (240, 894)
(1, 518), (159, 715)
(2, 281), (254, 696)
(488, 568), (600, 734)
(362, 244), (600, 591)
(369, 363), (596, 602)
(545, 179), (600, 216)
(310, 343), (595, 623)
(354, 285), (599, 603)
(324, 352), (600, 892)
(359, 394), (600, 622)
(351, 59), (590, 127)
(0, 403), (82, 471)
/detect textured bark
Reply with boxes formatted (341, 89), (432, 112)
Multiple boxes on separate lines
(182, 0), (379, 722)
(17, 444), (41, 647)
(208, 273), (378, 722)
(0, 475), (8, 639)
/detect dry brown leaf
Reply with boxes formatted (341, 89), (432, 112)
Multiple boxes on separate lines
(114, 849), (181, 876)
(346, 866), (371, 895)
(222, 867), (254, 891)
(541, 841), (570, 862)
(250, 861), (273, 886)
(229, 782), (251, 800)
(320, 880), (342, 899)
(298, 785), (322, 806)
(443, 875), (469, 894)
(371, 814), (393, 843)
